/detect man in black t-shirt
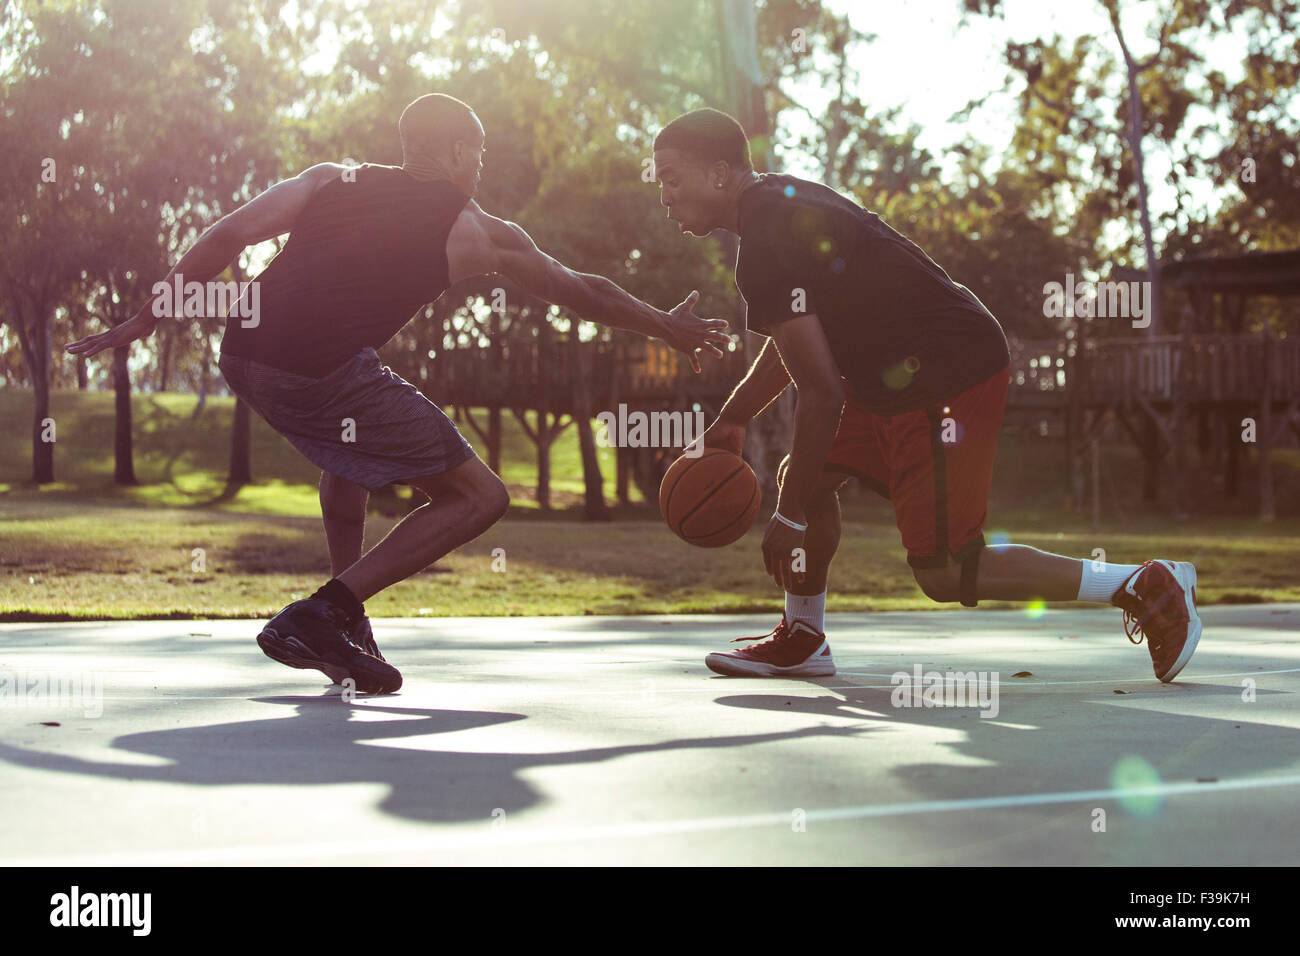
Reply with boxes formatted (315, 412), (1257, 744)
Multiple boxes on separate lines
(652, 108), (1201, 684)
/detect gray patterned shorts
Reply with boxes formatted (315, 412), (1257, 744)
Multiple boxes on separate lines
(218, 348), (476, 491)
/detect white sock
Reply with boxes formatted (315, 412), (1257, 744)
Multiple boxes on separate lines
(786, 591), (826, 633)
(1077, 560), (1143, 604)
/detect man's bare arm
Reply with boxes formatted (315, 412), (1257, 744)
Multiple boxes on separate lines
(67, 164), (343, 358)
(158, 163), (344, 293)
(447, 204), (730, 367)
(768, 314), (846, 522)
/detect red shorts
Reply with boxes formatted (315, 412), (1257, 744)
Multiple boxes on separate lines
(824, 366), (1009, 568)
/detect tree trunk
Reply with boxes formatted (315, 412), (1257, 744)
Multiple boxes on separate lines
(113, 344), (137, 485)
(225, 259), (253, 488)
(576, 413), (608, 520)
(536, 413), (551, 510)
(535, 315), (553, 510)
(31, 321), (55, 484)
(156, 322), (173, 392)
(487, 405), (501, 474)
(15, 306), (56, 484)
(1109, 9), (1161, 337)
(228, 397), (252, 487)
(571, 322), (609, 520)
(196, 342), (209, 414)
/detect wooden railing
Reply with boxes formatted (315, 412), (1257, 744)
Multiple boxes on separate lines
(1080, 335), (1300, 403)
(416, 333), (1300, 411)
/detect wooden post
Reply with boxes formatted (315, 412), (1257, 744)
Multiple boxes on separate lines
(1225, 405), (1241, 498)
(1090, 433), (1101, 530)
(616, 446), (630, 505)
(1259, 324), (1275, 521)
(1068, 317), (1087, 508)
(1142, 413), (1160, 501)
(1171, 310), (1191, 518)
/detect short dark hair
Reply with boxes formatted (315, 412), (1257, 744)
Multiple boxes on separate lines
(654, 108), (752, 170)
(399, 93), (479, 157)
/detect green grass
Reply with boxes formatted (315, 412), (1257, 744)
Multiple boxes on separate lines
(2, 389), (1298, 619)
(3, 496), (1298, 620)
(0, 389), (628, 515)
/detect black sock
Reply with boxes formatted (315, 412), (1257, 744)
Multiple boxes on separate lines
(311, 579), (364, 627)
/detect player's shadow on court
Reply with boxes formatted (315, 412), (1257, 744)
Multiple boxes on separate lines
(0, 696), (869, 825)
(712, 674), (1300, 836)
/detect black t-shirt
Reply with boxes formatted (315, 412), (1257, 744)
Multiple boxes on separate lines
(220, 164), (471, 378)
(735, 173), (1009, 414)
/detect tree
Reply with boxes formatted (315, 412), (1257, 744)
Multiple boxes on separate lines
(0, 3), (100, 483)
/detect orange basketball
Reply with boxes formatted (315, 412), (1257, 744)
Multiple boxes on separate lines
(659, 448), (762, 548)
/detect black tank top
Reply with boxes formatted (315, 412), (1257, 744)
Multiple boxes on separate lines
(221, 164), (471, 377)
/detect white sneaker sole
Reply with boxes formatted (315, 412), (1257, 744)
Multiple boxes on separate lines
(705, 649), (837, 678)
(1157, 560), (1201, 682)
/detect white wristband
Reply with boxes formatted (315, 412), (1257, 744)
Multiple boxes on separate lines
(773, 510), (807, 532)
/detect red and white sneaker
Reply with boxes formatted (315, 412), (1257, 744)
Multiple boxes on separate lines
(1112, 560), (1201, 682)
(705, 616), (836, 677)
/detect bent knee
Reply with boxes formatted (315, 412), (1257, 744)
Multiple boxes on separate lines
(912, 566), (961, 603)
(476, 477), (510, 524)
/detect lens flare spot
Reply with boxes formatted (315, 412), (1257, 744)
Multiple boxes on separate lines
(1111, 755), (1165, 816)
(783, 185), (796, 198)
(1024, 599), (1047, 619)
(881, 361), (914, 390)
(904, 356), (921, 373)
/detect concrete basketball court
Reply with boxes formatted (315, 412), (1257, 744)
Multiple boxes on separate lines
(2, 605), (1297, 866)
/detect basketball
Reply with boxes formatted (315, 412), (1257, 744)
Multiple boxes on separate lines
(659, 448), (762, 547)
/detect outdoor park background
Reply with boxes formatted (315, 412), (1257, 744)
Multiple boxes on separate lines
(3, 0), (1298, 620)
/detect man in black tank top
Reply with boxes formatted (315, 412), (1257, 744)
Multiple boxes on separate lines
(651, 108), (1201, 686)
(218, 163), (476, 379)
(67, 94), (731, 693)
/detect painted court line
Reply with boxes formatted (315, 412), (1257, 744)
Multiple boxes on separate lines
(832, 666), (1300, 686)
(8, 663), (1292, 704)
(8, 771), (1300, 866)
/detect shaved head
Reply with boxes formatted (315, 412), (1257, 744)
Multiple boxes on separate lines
(398, 93), (484, 195)
(399, 93), (480, 159)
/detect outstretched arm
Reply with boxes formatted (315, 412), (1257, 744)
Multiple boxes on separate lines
(447, 203), (731, 371)
(67, 163), (344, 359)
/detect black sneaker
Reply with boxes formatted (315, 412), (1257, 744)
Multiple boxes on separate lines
(347, 615), (384, 662)
(257, 599), (402, 694)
